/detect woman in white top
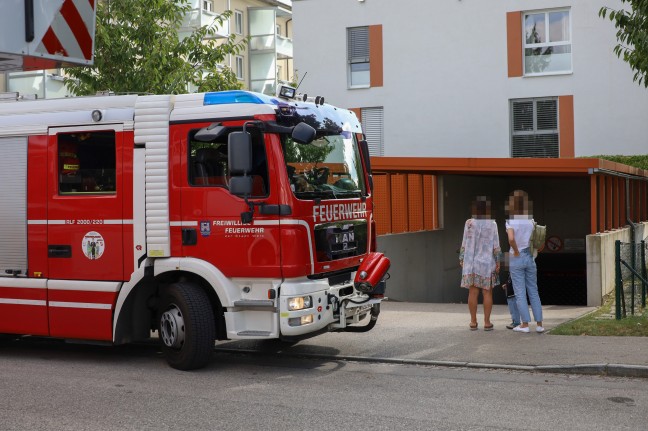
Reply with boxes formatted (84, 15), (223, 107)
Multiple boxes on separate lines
(505, 190), (544, 333)
(459, 196), (501, 331)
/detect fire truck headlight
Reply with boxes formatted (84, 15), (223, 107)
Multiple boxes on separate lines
(287, 295), (312, 311)
(288, 314), (314, 327)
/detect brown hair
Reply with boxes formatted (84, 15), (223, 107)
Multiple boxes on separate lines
(471, 195), (492, 219)
(506, 189), (532, 216)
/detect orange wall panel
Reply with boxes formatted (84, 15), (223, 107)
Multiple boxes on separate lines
(390, 174), (409, 233)
(407, 174), (424, 231)
(423, 175), (435, 230)
(606, 176), (613, 231)
(590, 175), (597, 234)
(612, 177), (620, 229)
(373, 174), (391, 235)
(559, 95), (575, 158)
(620, 180), (627, 227)
(507, 12), (523, 78)
(369, 25), (383, 87)
(349, 108), (362, 122)
(598, 176), (605, 233)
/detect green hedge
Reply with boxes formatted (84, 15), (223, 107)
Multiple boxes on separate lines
(584, 155), (648, 171)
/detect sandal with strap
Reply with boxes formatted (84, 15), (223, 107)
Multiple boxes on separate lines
(484, 324), (494, 331)
(469, 322), (478, 331)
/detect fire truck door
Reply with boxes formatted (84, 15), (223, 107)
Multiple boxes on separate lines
(180, 126), (282, 278)
(46, 126), (125, 281)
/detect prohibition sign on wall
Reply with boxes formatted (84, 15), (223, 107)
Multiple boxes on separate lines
(545, 235), (563, 252)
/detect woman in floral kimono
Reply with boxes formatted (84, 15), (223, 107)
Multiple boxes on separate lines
(459, 196), (501, 331)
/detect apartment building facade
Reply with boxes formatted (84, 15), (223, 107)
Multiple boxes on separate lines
(292, 0), (648, 158)
(2, 0), (293, 98)
(182, 0), (294, 94)
(293, 0), (648, 306)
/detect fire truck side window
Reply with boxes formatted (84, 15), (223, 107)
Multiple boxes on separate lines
(58, 131), (116, 195)
(188, 128), (269, 197)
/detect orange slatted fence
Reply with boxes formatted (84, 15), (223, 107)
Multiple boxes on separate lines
(371, 172), (440, 235)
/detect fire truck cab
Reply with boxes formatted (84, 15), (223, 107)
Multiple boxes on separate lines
(0, 88), (389, 370)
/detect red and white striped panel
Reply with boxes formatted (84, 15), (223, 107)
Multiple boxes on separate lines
(35, 0), (95, 61)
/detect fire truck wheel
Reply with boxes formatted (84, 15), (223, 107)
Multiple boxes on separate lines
(158, 282), (216, 371)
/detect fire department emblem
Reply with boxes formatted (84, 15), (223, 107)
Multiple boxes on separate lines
(82, 231), (105, 260)
(200, 221), (211, 237)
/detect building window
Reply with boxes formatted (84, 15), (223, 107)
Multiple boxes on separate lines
(235, 56), (244, 80)
(234, 10), (243, 35)
(347, 26), (370, 88)
(276, 24), (281, 36)
(202, 1), (213, 12)
(524, 9), (571, 75)
(510, 98), (559, 158)
(361, 107), (384, 156)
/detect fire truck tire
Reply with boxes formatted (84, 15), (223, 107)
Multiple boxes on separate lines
(158, 282), (216, 371)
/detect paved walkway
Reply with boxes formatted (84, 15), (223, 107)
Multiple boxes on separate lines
(215, 301), (648, 377)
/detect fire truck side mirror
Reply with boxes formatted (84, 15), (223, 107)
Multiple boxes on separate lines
(229, 176), (253, 197)
(194, 123), (226, 142)
(228, 131), (253, 175)
(292, 122), (316, 145)
(228, 131), (253, 198)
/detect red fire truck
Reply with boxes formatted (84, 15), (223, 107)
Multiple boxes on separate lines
(0, 88), (390, 370)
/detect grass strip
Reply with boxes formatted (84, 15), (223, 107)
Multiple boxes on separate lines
(551, 298), (648, 336)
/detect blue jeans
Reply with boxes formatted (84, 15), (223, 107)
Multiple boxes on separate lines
(506, 296), (520, 325)
(510, 248), (543, 323)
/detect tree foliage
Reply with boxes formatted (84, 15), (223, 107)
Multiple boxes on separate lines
(65, 0), (246, 95)
(600, 1), (648, 87)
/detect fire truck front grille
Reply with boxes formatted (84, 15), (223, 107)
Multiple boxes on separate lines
(314, 220), (367, 262)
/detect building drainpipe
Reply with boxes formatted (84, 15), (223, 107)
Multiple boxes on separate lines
(285, 18), (292, 82)
(227, 0), (232, 70)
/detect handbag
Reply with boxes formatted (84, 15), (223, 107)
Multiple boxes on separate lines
(505, 275), (515, 298)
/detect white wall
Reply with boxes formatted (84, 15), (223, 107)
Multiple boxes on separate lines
(293, 0), (648, 157)
(586, 222), (648, 306)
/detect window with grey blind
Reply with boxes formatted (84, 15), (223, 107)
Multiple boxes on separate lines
(362, 107), (384, 156)
(510, 98), (559, 158)
(347, 27), (370, 88)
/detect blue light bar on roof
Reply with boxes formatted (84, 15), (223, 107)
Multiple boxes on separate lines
(203, 90), (278, 106)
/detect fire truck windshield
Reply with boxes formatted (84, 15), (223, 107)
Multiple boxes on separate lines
(282, 131), (366, 200)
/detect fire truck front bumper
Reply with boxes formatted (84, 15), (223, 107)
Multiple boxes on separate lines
(278, 276), (385, 337)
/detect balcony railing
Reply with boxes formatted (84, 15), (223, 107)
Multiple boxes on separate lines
(181, 8), (230, 38)
(249, 34), (293, 59)
(276, 34), (293, 59)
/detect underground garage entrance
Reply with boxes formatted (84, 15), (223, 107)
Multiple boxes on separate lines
(371, 158), (648, 307)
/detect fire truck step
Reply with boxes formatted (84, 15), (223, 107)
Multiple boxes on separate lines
(233, 300), (275, 307)
(237, 330), (272, 337)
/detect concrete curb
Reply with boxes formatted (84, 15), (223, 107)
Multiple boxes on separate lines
(213, 347), (648, 378)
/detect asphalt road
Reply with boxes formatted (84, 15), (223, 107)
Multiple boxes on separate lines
(0, 338), (646, 431)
